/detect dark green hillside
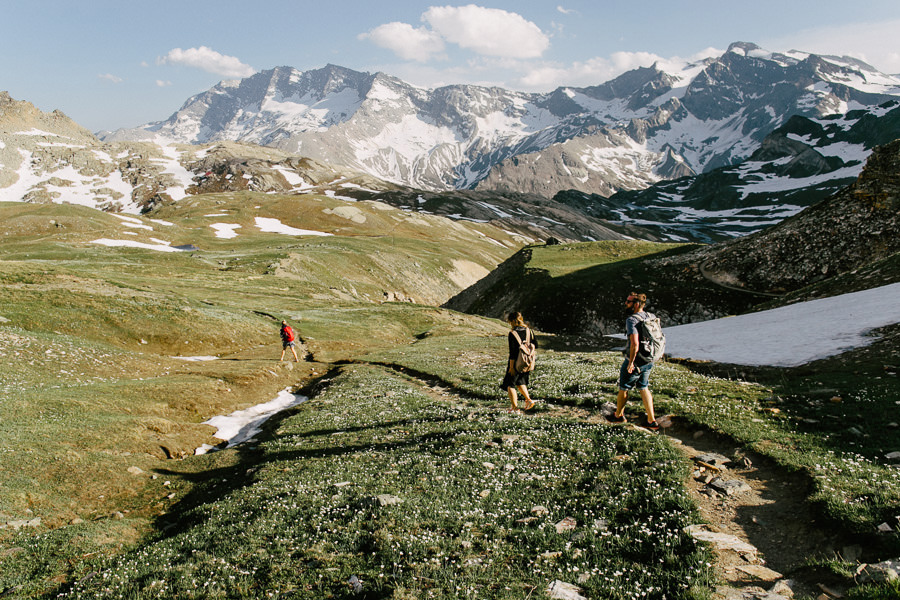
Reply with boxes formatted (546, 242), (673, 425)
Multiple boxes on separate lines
(444, 240), (763, 341)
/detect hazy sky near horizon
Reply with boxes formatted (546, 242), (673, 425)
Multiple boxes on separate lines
(3, 0), (899, 132)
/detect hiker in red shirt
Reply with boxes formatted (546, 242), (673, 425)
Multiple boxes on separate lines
(280, 320), (300, 362)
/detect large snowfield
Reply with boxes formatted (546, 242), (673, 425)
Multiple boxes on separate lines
(662, 282), (900, 367)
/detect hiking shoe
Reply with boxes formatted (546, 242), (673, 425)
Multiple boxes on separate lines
(642, 420), (660, 430)
(605, 413), (626, 424)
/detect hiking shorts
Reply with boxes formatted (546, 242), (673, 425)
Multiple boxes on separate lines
(618, 360), (652, 391)
(282, 340), (295, 349)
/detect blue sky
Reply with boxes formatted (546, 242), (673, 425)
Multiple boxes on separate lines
(3, 0), (899, 132)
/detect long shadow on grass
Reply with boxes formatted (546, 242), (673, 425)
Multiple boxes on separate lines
(142, 366), (482, 543)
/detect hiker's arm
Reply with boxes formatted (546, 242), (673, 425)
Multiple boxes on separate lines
(627, 332), (639, 372)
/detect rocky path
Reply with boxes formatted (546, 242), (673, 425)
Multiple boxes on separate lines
(663, 423), (843, 600)
(389, 367), (850, 600)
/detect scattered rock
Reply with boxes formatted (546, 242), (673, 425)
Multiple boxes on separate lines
(736, 564), (783, 582)
(3, 518), (41, 531)
(857, 559), (900, 583)
(478, 490), (491, 499)
(540, 551), (563, 560)
(770, 579), (796, 597)
(547, 580), (587, 600)
(696, 452), (731, 466)
(555, 517), (577, 533)
(348, 575), (362, 594)
(334, 481), (352, 488)
(709, 478), (752, 496)
(685, 526), (758, 555)
(715, 585), (791, 600)
(375, 494), (403, 507)
(531, 505), (549, 516)
(885, 451), (900, 463)
(127, 466), (145, 476)
(876, 522), (894, 533)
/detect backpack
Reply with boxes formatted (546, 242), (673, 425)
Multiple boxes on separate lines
(510, 328), (536, 373)
(281, 325), (294, 342)
(634, 313), (666, 364)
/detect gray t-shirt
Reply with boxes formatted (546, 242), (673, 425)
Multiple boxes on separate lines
(625, 311), (649, 337)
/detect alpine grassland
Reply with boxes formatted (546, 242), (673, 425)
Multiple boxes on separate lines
(1, 194), (898, 599)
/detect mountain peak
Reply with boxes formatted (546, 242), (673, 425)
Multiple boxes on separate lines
(726, 41), (764, 56)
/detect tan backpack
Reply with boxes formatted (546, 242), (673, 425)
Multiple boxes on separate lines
(511, 328), (536, 373)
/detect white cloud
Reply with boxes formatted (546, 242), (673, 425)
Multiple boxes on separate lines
(98, 73), (123, 83)
(762, 19), (900, 74)
(365, 5), (549, 62)
(157, 46), (255, 78)
(156, 80), (173, 87)
(359, 22), (446, 62)
(423, 5), (549, 59)
(556, 6), (576, 15)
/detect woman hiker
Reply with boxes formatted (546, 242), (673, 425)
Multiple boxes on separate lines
(500, 311), (536, 414)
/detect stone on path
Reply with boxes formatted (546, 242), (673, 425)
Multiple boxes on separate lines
(715, 585), (791, 600)
(709, 477), (752, 496)
(685, 525), (758, 555)
(695, 452), (732, 466)
(735, 564), (783, 582)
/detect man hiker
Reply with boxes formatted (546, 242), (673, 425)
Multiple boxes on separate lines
(280, 320), (300, 362)
(607, 292), (658, 430)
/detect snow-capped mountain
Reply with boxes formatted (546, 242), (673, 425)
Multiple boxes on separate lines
(559, 99), (900, 242)
(0, 92), (639, 243)
(101, 42), (900, 196)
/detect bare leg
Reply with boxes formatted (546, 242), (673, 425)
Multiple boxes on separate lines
(615, 389), (628, 417)
(640, 388), (655, 423)
(290, 346), (299, 362)
(280, 348), (286, 361)
(507, 387), (518, 410)
(518, 385), (534, 409)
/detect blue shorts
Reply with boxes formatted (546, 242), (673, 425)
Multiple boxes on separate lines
(618, 360), (652, 391)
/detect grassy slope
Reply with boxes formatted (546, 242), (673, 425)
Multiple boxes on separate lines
(0, 195), (516, 590)
(1, 200), (898, 599)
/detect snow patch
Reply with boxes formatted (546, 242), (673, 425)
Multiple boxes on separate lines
(643, 283), (900, 367)
(255, 217), (332, 237)
(196, 388), (307, 454)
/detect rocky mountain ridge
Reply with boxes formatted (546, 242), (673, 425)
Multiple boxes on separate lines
(662, 137), (900, 295)
(0, 93), (639, 243)
(556, 100), (900, 242)
(101, 43), (900, 198)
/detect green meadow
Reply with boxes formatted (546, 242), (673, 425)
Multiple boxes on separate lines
(0, 195), (897, 599)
